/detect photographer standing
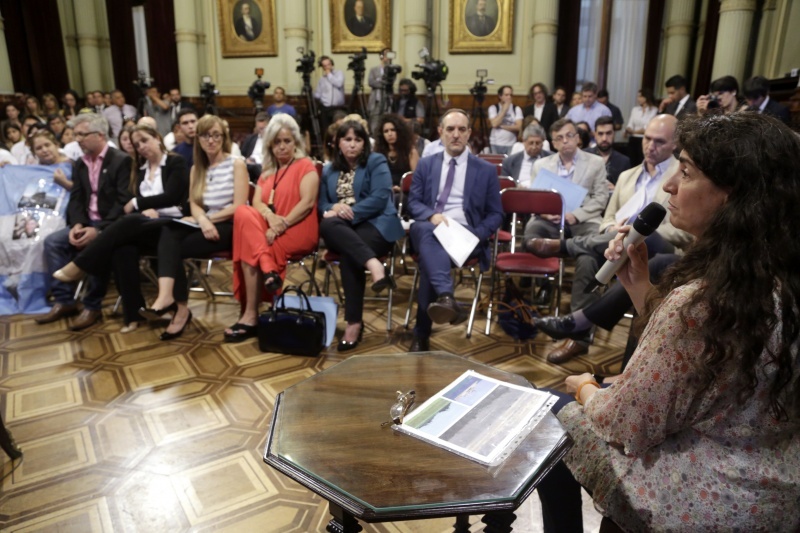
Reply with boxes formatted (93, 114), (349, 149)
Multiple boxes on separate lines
(488, 85), (522, 155)
(143, 86), (172, 138)
(392, 79), (424, 125)
(314, 56), (345, 135)
(367, 48), (392, 133)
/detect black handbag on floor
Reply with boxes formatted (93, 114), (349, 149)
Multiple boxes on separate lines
(258, 286), (327, 356)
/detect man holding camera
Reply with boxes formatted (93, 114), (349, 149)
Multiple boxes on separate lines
(392, 78), (424, 124)
(488, 85), (523, 155)
(368, 49), (393, 132)
(143, 86), (171, 137)
(314, 56), (345, 135)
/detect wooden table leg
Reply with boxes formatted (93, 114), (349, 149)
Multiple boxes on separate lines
(453, 514), (471, 532)
(326, 502), (362, 533)
(482, 510), (516, 533)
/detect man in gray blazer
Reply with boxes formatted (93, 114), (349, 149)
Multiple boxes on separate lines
(523, 118), (609, 242)
(367, 48), (392, 133)
(500, 123), (552, 186)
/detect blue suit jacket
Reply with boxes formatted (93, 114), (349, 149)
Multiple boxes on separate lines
(319, 152), (405, 243)
(408, 152), (503, 270)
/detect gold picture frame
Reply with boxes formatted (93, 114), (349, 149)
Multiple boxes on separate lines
(449, 0), (514, 54)
(330, 0), (392, 53)
(218, 0), (278, 57)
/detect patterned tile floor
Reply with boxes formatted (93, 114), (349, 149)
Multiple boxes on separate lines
(0, 262), (626, 532)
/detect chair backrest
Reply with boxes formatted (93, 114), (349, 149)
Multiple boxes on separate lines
(401, 171), (414, 193)
(478, 153), (507, 165)
(497, 176), (516, 192)
(495, 163), (504, 176)
(500, 188), (564, 218)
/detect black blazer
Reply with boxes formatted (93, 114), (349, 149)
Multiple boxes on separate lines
(522, 101), (560, 139)
(762, 98), (790, 124)
(501, 149), (553, 181)
(135, 153), (190, 213)
(586, 147), (631, 185)
(241, 133), (259, 158)
(664, 97), (698, 119)
(67, 146), (133, 229)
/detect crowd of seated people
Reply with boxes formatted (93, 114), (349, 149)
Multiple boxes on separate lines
(1, 70), (797, 531)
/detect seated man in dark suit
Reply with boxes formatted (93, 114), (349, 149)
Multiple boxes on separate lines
(407, 109), (503, 351)
(37, 113), (132, 330)
(501, 123), (551, 186)
(241, 111), (270, 163)
(585, 116), (631, 186)
(659, 74), (697, 119)
(743, 75), (791, 124)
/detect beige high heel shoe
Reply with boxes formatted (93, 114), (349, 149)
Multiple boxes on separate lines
(53, 262), (86, 283)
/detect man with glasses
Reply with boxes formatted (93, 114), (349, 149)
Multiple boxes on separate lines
(173, 109), (198, 167)
(37, 113), (132, 330)
(527, 115), (691, 364)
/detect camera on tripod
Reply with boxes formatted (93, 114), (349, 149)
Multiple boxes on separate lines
(348, 47), (368, 74)
(132, 70), (154, 92)
(411, 47), (448, 92)
(296, 47), (316, 75)
(469, 69), (493, 102)
(382, 51), (402, 91)
(248, 68), (271, 110)
(200, 76), (219, 100)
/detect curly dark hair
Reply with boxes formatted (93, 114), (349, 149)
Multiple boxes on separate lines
(641, 112), (800, 420)
(373, 114), (413, 171)
(331, 119), (371, 171)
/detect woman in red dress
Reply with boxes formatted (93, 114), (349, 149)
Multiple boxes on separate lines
(224, 114), (320, 342)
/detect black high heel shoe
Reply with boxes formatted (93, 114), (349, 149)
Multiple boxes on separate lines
(371, 271), (396, 294)
(160, 310), (193, 341)
(139, 302), (178, 321)
(337, 325), (364, 352)
(264, 271), (283, 294)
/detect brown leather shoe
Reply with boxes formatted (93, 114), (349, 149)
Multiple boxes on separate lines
(525, 238), (563, 258)
(546, 339), (588, 364)
(427, 295), (462, 325)
(69, 309), (102, 331)
(35, 303), (79, 324)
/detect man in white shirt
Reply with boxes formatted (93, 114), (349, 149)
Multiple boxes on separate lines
(11, 116), (40, 164)
(314, 56), (345, 136)
(488, 85), (523, 155)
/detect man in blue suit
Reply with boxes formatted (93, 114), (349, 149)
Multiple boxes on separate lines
(407, 109), (503, 351)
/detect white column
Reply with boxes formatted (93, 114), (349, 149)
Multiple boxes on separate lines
(0, 8), (14, 94)
(530, 0), (559, 89)
(74, 1), (105, 91)
(662, 0), (696, 81)
(402, 0), (430, 88)
(283, 1), (309, 94)
(752, 0), (777, 76)
(711, 0), (756, 81)
(174, 0), (201, 96)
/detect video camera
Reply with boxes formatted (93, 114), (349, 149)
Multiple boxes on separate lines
(348, 47), (368, 74)
(411, 47), (448, 92)
(469, 69), (493, 103)
(247, 68), (271, 110)
(381, 51), (402, 91)
(296, 47), (316, 76)
(132, 70), (154, 92)
(200, 76), (219, 100)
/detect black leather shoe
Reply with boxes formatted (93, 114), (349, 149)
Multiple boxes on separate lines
(535, 315), (594, 343)
(409, 335), (430, 352)
(535, 284), (552, 307)
(427, 295), (462, 325)
(337, 326), (364, 352)
(160, 310), (193, 341)
(371, 273), (396, 294)
(139, 302), (178, 321)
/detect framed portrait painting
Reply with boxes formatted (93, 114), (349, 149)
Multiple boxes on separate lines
(449, 0), (514, 53)
(217, 0), (278, 57)
(330, 0), (392, 53)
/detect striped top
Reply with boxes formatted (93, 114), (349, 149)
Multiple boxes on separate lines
(202, 155), (235, 215)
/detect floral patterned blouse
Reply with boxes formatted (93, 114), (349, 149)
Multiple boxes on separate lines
(558, 281), (800, 532)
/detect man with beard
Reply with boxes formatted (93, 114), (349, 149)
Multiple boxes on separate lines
(585, 116), (631, 187)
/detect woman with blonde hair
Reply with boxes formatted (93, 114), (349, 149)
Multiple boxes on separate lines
(140, 115), (249, 340)
(224, 114), (320, 342)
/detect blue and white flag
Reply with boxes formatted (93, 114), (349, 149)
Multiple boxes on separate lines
(0, 163), (72, 314)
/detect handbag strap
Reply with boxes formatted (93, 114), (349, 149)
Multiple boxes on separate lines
(273, 285), (313, 313)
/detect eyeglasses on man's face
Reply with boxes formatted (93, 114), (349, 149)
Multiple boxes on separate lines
(553, 131), (577, 143)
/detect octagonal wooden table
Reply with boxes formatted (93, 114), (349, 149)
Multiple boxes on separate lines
(263, 352), (572, 533)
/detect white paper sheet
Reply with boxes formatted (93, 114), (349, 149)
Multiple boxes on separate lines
(433, 218), (479, 267)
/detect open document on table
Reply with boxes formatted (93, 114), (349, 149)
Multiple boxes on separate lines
(394, 370), (557, 466)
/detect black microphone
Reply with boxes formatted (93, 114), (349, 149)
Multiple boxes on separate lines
(585, 202), (667, 293)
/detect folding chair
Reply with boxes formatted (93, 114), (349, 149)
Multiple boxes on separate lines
(485, 188), (565, 335)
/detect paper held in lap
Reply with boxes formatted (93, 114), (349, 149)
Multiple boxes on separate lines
(394, 370), (556, 466)
(530, 168), (588, 214)
(433, 218), (479, 267)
